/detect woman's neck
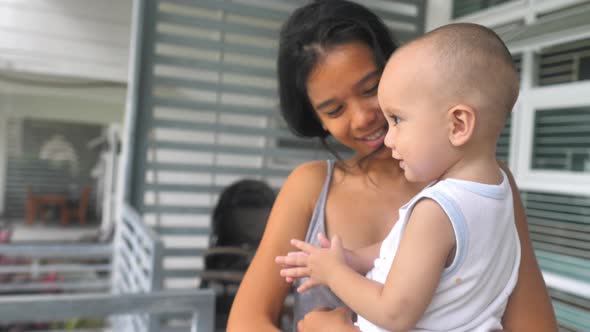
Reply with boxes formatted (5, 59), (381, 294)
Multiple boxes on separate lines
(339, 151), (407, 187)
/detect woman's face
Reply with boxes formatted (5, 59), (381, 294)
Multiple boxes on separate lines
(306, 41), (388, 157)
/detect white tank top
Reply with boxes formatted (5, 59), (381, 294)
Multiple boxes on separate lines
(358, 170), (521, 332)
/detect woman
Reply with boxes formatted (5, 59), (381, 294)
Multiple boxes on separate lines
(227, 1), (557, 331)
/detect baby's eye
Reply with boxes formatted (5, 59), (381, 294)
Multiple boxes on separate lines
(389, 114), (401, 125)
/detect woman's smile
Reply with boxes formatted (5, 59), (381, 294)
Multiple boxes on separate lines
(357, 125), (387, 148)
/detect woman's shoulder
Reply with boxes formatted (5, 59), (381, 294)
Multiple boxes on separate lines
(273, 160), (330, 222)
(279, 160), (330, 202)
(287, 160), (330, 187)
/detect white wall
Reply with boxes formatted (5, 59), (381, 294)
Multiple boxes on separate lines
(0, 0), (132, 215)
(425, 0), (453, 31)
(0, 0), (132, 82)
(0, 92), (125, 125)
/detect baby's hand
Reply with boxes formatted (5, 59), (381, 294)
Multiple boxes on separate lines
(288, 235), (347, 292)
(275, 233), (333, 284)
(275, 251), (310, 283)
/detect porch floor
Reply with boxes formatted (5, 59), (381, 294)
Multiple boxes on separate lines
(6, 220), (101, 242)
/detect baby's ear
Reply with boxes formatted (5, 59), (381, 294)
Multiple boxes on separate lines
(447, 104), (475, 147)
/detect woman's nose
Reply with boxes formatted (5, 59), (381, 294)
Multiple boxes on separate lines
(351, 100), (379, 130)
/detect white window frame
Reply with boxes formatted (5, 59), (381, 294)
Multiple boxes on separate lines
(453, 0), (590, 197)
(454, 0), (588, 25)
(512, 26), (590, 197)
(516, 80), (590, 196)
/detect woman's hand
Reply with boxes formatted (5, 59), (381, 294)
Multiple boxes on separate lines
(297, 307), (359, 332)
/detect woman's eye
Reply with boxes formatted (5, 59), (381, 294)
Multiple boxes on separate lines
(362, 85), (378, 96)
(326, 106), (343, 117)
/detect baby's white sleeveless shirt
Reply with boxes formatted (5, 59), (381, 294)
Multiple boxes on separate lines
(357, 170), (521, 332)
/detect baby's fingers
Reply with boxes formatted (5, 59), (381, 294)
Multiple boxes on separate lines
(317, 233), (331, 248)
(290, 239), (317, 253)
(275, 251), (308, 267)
(280, 267), (310, 279)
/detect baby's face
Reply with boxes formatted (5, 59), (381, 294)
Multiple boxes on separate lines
(377, 45), (459, 183)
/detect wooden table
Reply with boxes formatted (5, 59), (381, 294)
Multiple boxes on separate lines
(25, 192), (68, 225)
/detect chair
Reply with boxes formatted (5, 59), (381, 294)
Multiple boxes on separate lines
(200, 179), (276, 329)
(62, 186), (91, 225)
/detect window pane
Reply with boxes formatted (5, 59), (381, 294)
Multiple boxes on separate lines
(579, 55), (590, 81)
(522, 190), (590, 329)
(537, 37), (590, 86)
(532, 107), (590, 172)
(496, 113), (512, 164)
(523, 190), (590, 261)
(452, 0), (515, 18)
(550, 289), (590, 331)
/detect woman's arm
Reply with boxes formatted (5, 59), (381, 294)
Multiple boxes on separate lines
(498, 162), (558, 331)
(227, 161), (327, 332)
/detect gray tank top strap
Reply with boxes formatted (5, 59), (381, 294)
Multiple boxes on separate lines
(293, 160), (345, 328)
(305, 160), (335, 243)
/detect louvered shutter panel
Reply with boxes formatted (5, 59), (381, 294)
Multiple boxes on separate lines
(522, 190), (590, 331)
(125, 0), (426, 289)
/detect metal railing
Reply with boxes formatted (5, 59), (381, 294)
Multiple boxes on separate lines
(0, 289), (215, 331)
(0, 203), (216, 331)
(0, 242), (112, 294)
(110, 204), (165, 332)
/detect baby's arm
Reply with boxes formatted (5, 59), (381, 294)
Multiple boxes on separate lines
(312, 199), (455, 331)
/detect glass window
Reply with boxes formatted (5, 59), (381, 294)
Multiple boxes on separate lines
(496, 113), (512, 164)
(532, 107), (590, 172)
(452, 0), (515, 19)
(579, 55), (590, 81)
(522, 189), (590, 331)
(537, 37), (590, 86)
(523, 190), (590, 260)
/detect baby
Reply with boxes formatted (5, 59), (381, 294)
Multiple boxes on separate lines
(276, 23), (521, 332)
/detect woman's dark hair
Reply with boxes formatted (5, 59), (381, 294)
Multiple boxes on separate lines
(278, 0), (398, 147)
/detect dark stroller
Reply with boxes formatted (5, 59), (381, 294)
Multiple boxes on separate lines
(201, 179), (276, 329)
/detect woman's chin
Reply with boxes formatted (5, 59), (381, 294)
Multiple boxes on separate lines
(371, 145), (392, 158)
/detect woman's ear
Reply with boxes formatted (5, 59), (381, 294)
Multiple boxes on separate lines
(447, 104), (475, 147)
